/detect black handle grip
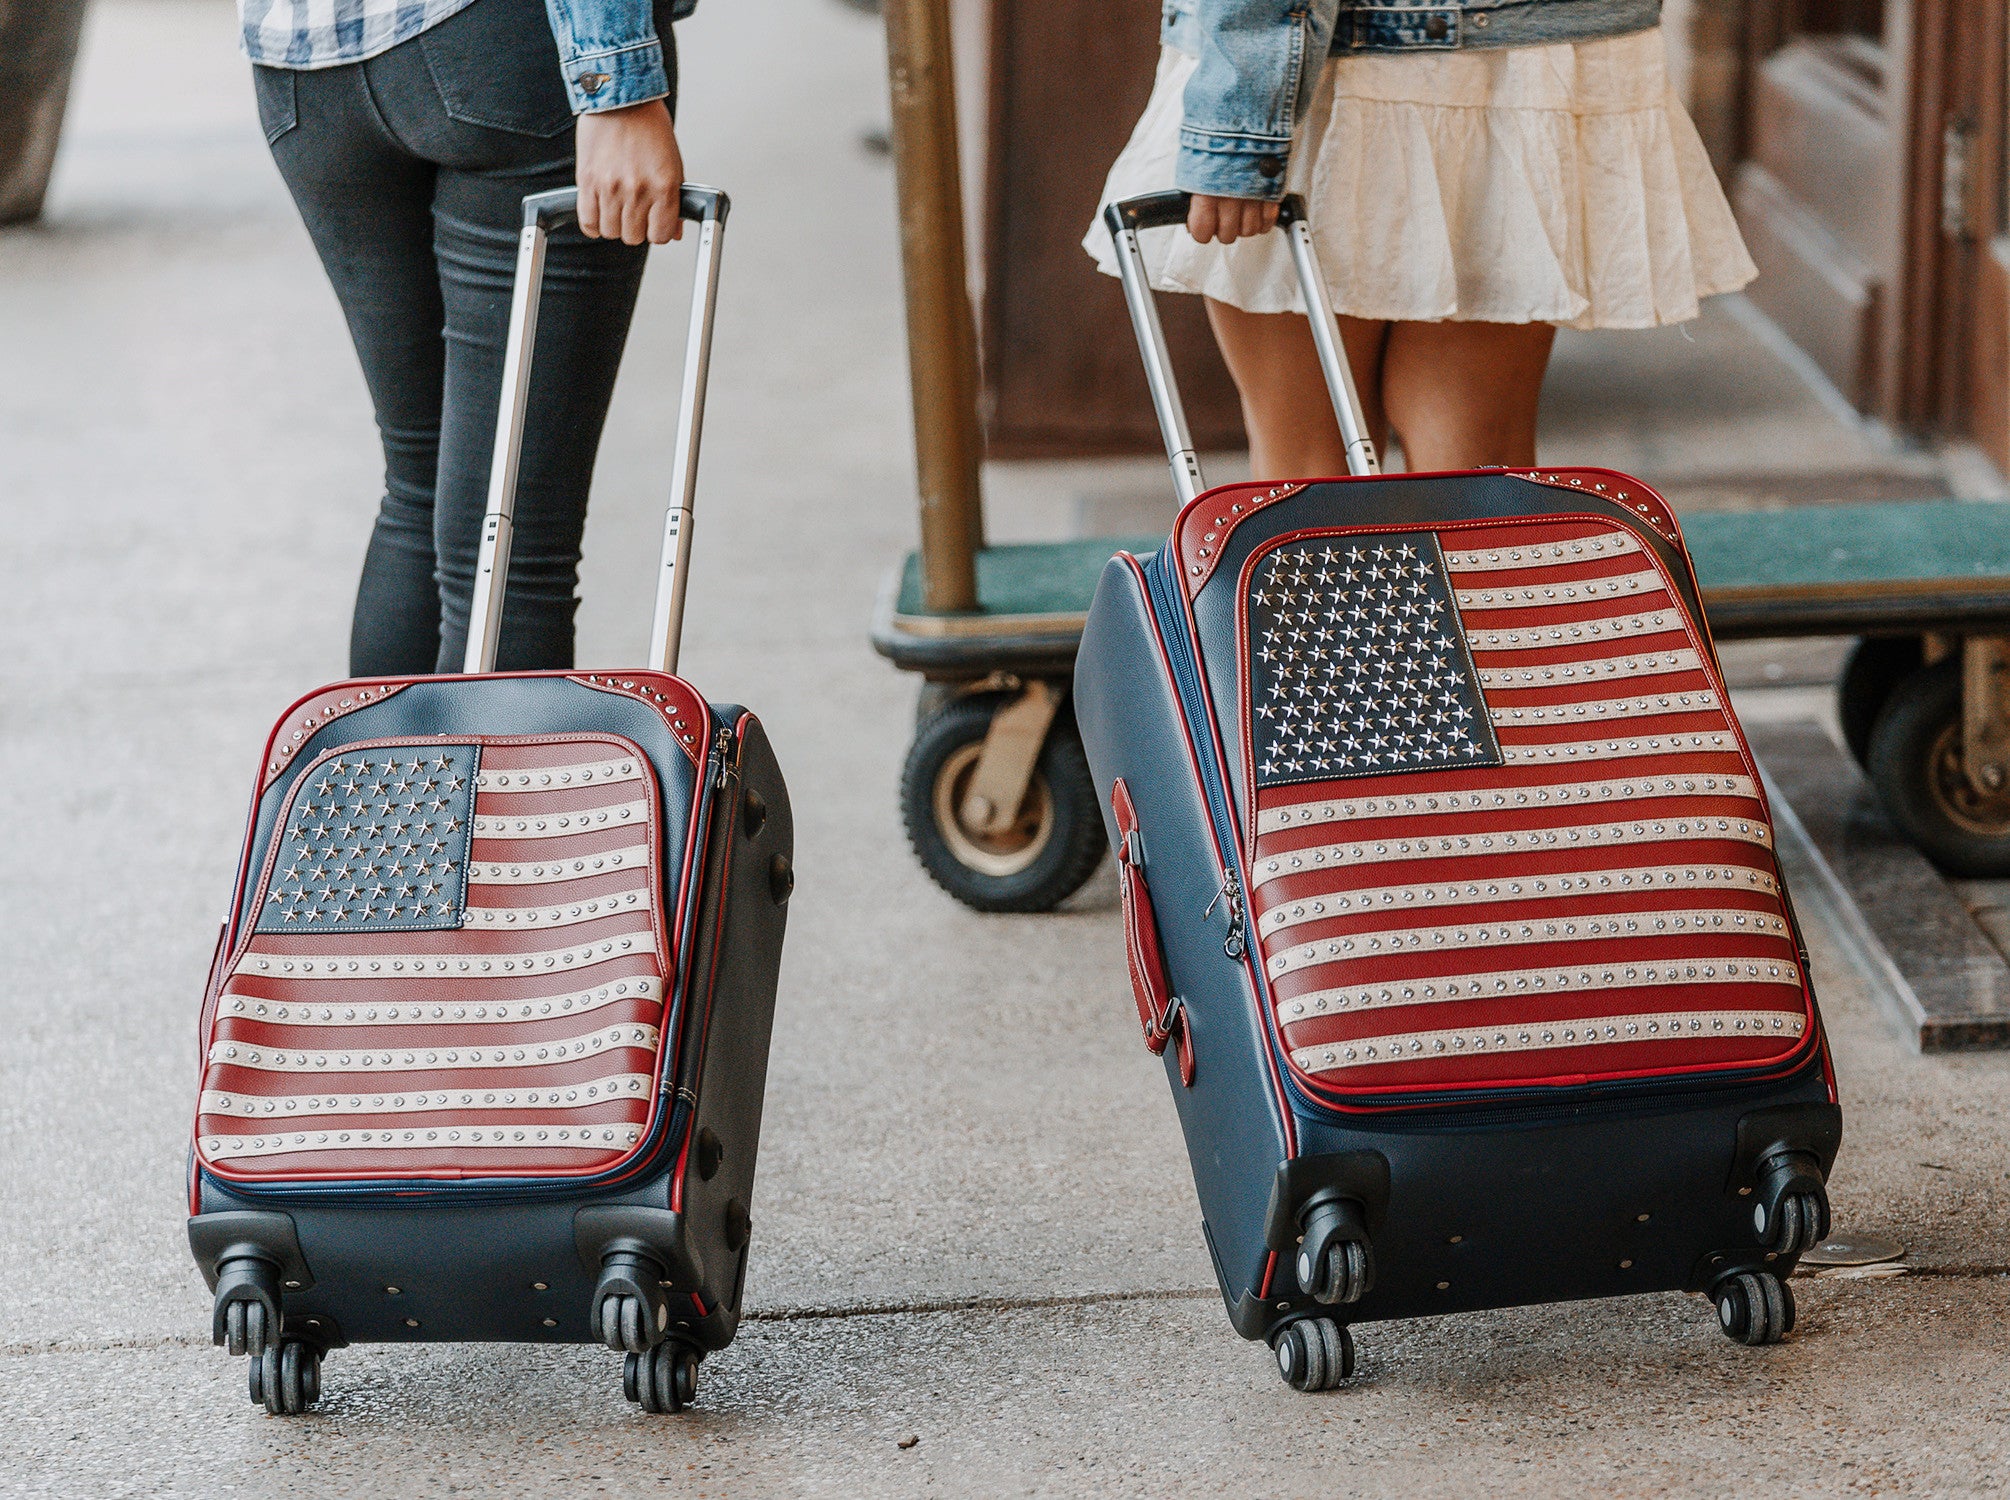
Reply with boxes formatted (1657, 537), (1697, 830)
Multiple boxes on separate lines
(521, 184), (732, 232)
(1103, 190), (1308, 238)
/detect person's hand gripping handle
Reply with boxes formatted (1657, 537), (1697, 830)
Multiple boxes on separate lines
(576, 100), (687, 245)
(1185, 194), (1281, 245)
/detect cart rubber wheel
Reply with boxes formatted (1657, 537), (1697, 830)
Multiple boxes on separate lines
(914, 681), (957, 728)
(1867, 659), (2010, 876)
(901, 697), (1104, 913)
(1839, 636), (1923, 769)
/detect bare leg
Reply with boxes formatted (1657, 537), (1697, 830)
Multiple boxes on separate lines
(1380, 319), (1556, 471)
(1202, 300), (1558, 477)
(1204, 298), (1389, 480)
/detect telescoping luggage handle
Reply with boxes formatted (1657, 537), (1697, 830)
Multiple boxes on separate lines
(1103, 191), (1380, 506)
(465, 184), (731, 677)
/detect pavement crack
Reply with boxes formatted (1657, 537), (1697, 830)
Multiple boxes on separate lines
(0, 1332), (211, 1358)
(742, 1286), (1219, 1324)
(11, 1268), (2007, 1357)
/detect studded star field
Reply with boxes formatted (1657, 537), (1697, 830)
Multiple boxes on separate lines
(1246, 534), (1501, 788)
(255, 746), (478, 933)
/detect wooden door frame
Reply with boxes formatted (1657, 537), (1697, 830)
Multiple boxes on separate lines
(1883, 0), (1943, 428)
(1728, 0), (2008, 462)
(1968, 3), (2010, 468)
(1884, 0), (2009, 451)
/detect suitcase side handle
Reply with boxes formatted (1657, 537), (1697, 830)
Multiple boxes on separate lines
(1102, 190), (1379, 506)
(1112, 780), (1195, 1087)
(465, 184), (732, 676)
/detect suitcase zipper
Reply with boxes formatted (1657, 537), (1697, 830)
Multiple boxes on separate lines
(1144, 553), (1249, 956)
(709, 723), (736, 789)
(1329, 1056), (1830, 1131)
(1204, 868), (1247, 960)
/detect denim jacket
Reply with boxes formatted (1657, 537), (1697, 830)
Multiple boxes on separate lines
(545, 0), (697, 113)
(1165, 0), (1662, 198)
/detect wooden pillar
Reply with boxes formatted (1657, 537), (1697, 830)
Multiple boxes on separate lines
(884, 0), (984, 614)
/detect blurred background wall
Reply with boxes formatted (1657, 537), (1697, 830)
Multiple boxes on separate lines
(946, 0), (2007, 477)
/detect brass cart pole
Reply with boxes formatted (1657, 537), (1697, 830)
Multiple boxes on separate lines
(883, 0), (984, 614)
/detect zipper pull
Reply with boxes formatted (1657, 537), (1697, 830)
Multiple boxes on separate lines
(710, 723), (737, 789)
(1204, 868), (1247, 960)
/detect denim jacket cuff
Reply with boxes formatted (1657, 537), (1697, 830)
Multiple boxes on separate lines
(1173, 132), (1291, 202)
(564, 38), (671, 113)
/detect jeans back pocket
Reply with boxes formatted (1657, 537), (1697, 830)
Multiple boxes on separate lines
(251, 66), (298, 145)
(419, 0), (574, 139)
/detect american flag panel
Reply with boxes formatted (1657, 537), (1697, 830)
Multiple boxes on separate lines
(1240, 520), (1812, 1095)
(196, 735), (672, 1182)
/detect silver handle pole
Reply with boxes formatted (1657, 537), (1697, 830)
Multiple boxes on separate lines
(1283, 217), (1380, 477)
(464, 221), (550, 673)
(1109, 219), (1206, 506)
(647, 212), (725, 676)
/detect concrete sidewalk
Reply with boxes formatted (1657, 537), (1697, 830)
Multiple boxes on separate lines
(1, 2), (2007, 1495)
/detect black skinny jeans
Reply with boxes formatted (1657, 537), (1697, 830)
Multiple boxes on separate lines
(253, 0), (676, 674)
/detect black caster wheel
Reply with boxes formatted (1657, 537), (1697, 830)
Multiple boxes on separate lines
(1839, 636), (1922, 769)
(1295, 1192), (1374, 1306)
(1754, 1189), (1828, 1255)
(1714, 1271), (1796, 1347)
(1300, 1237), (1371, 1306)
(899, 697), (1105, 913)
(599, 1292), (660, 1354)
(1867, 659), (2010, 876)
(626, 1341), (700, 1414)
(1272, 1317), (1354, 1392)
(250, 1340), (321, 1414)
(224, 1298), (269, 1358)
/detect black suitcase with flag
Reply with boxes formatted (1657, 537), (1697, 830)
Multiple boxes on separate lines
(1073, 192), (1843, 1390)
(186, 187), (795, 1416)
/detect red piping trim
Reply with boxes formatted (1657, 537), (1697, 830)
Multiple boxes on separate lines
(1219, 515), (1820, 1111)
(194, 692), (716, 1192)
(1172, 466), (1684, 599)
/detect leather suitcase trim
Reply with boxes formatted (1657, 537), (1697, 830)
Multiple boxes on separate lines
(1113, 778), (1194, 1087)
(1173, 467), (1682, 596)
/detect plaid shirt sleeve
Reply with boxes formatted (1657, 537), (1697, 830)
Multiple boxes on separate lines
(543, 0), (672, 113)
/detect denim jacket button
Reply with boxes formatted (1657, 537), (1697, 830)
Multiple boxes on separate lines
(1425, 14), (1450, 39)
(1256, 156), (1284, 180)
(577, 71), (611, 94)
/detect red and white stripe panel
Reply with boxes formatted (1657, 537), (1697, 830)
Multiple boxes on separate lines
(1247, 519), (1812, 1093)
(198, 737), (671, 1180)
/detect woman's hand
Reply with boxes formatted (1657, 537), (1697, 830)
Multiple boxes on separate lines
(1187, 194), (1279, 245)
(576, 101), (686, 245)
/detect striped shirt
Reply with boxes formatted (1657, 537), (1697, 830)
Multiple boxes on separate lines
(238, 0), (479, 68)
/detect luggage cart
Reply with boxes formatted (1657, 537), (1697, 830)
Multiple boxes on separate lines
(868, 1), (2010, 906)
(876, 497), (2010, 907)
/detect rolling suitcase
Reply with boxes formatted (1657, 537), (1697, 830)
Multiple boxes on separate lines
(187, 186), (795, 1416)
(1075, 191), (1843, 1390)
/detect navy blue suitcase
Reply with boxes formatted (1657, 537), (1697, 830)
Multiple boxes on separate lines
(187, 188), (795, 1416)
(1074, 193), (1842, 1389)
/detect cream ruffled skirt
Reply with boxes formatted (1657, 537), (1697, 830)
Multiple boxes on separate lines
(1083, 29), (1755, 330)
